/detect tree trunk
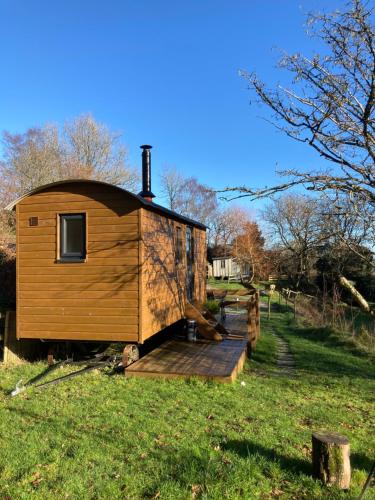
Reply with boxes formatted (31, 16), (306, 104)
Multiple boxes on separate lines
(312, 432), (351, 489)
(339, 276), (375, 317)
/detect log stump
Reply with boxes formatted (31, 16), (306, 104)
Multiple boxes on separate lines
(312, 432), (351, 489)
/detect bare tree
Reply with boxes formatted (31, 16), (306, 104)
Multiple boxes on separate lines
(0, 115), (140, 240)
(210, 206), (250, 250)
(159, 166), (185, 211)
(0, 126), (62, 239)
(1, 126), (62, 204)
(262, 194), (326, 287)
(265, 194), (372, 285)
(264, 192), (375, 313)
(319, 195), (374, 251)
(222, 1), (374, 250)
(176, 177), (218, 225)
(0, 114), (139, 207)
(159, 168), (218, 225)
(63, 114), (139, 190)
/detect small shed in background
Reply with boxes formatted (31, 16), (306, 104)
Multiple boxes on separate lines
(212, 257), (251, 281)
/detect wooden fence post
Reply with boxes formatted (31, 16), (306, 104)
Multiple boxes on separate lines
(246, 297), (253, 356)
(267, 284), (275, 320)
(255, 291), (260, 340)
(246, 291), (260, 356)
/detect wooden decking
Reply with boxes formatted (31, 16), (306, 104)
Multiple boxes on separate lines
(125, 313), (248, 383)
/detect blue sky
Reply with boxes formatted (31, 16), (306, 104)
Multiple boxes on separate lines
(0, 0), (346, 212)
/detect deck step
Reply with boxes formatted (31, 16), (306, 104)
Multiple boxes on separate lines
(126, 315), (248, 383)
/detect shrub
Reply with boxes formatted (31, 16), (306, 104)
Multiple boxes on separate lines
(0, 241), (16, 309)
(204, 299), (220, 315)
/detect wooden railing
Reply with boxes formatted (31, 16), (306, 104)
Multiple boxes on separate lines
(268, 274), (288, 281)
(279, 288), (301, 318)
(246, 289), (260, 354)
(210, 285), (261, 355)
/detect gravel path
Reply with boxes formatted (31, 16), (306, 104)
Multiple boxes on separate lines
(219, 299), (296, 376)
(272, 329), (296, 377)
(258, 301), (295, 376)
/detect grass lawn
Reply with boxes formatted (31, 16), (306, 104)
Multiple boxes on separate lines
(344, 305), (375, 348)
(207, 278), (246, 291)
(0, 308), (374, 499)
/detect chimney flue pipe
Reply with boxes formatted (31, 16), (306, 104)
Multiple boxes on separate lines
(138, 144), (155, 202)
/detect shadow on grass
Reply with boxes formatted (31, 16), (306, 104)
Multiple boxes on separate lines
(351, 453), (375, 473)
(223, 439), (311, 476)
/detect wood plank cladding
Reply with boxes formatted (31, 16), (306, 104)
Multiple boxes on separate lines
(18, 266), (138, 276)
(15, 180), (207, 344)
(193, 226), (207, 305)
(17, 182), (141, 342)
(139, 208), (207, 342)
(19, 307), (138, 317)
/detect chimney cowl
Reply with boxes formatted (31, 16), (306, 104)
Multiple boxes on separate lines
(138, 144), (155, 202)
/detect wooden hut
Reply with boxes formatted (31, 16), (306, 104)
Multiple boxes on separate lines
(6, 146), (207, 349)
(212, 256), (251, 281)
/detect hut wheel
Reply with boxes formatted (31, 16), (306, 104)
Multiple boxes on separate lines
(122, 344), (140, 367)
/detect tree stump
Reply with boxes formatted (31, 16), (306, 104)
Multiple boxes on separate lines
(312, 432), (351, 489)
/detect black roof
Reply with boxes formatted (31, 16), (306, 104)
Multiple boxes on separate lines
(5, 179), (207, 231)
(138, 196), (206, 230)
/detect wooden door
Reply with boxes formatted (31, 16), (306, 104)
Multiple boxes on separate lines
(186, 227), (194, 301)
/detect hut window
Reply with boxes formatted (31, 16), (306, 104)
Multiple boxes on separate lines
(59, 214), (86, 261)
(221, 259), (226, 269)
(175, 226), (183, 264)
(186, 227), (194, 263)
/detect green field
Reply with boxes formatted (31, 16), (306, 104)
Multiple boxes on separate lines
(0, 306), (374, 499)
(207, 278), (246, 291)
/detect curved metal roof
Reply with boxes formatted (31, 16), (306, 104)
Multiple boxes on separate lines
(5, 179), (207, 230)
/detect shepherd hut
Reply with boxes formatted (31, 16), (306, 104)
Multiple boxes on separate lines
(212, 256), (251, 281)
(6, 145), (207, 347)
